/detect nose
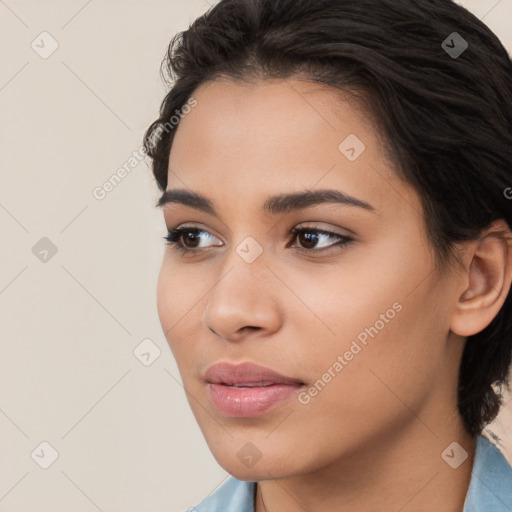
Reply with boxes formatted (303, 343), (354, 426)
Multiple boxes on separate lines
(201, 257), (282, 343)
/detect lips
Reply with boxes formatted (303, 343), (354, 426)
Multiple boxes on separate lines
(204, 361), (305, 417)
(204, 361), (304, 387)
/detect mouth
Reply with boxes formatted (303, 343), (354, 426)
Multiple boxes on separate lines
(222, 381), (278, 388)
(204, 361), (305, 386)
(204, 361), (306, 417)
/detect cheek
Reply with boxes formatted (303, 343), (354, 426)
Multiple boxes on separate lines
(325, 293), (441, 416)
(284, 302), (441, 463)
(287, 245), (442, 419)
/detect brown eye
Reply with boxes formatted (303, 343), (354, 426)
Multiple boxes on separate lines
(289, 227), (353, 252)
(164, 227), (222, 253)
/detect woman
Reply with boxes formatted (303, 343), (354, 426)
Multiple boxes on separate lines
(143, 0), (512, 510)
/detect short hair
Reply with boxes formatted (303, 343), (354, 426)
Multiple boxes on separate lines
(143, 0), (512, 437)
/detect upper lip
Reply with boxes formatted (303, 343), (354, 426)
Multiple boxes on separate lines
(205, 361), (304, 386)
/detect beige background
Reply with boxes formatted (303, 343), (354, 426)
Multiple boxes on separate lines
(1, 1), (511, 510)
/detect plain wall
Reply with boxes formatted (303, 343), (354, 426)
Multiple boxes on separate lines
(1, 0), (511, 510)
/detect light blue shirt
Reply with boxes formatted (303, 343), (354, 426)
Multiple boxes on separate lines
(184, 435), (512, 511)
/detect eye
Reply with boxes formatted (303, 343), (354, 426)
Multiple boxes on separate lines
(288, 225), (353, 252)
(163, 226), (222, 254)
(163, 224), (353, 255)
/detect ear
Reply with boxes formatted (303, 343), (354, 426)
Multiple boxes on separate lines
(450, 219), (512, 337)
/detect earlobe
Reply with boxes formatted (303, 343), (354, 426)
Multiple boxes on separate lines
(450, 219), (512, 337)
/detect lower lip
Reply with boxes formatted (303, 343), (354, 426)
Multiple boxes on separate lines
(208, 382), (303, 417)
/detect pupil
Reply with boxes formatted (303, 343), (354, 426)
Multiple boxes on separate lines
(184, 230), (199, 248)
(300, 232), (318, 249)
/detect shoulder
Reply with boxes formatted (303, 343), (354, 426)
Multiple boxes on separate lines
(180, 475), (256, 512)
(463, 434), (512, 511)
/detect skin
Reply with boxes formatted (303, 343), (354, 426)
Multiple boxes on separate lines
(156, 77), (512, 512)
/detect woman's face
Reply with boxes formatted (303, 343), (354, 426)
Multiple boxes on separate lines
(156, 77), (465, 479)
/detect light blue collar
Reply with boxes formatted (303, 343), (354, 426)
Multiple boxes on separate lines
(192, 474), (256, 512)
(463, 434), (512, 511)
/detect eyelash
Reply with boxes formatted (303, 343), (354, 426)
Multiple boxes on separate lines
(162, 225), (353, 255)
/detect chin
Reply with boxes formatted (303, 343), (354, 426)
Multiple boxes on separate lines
(209, 445), (301, 482)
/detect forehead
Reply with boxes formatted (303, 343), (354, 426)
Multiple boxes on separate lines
(166, 77), (419, 219)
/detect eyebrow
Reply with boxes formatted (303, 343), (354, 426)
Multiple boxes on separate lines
(156, 188), (376, 215)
